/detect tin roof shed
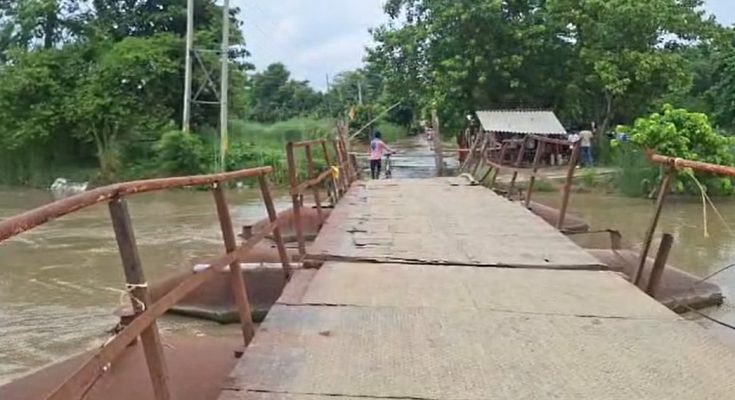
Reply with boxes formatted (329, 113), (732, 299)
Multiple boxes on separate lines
(476, 110), (566, 136)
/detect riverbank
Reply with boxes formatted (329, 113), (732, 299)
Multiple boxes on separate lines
(1, 118), (411, 189)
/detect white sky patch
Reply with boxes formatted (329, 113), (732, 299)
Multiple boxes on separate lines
(232, 0), (733, 90)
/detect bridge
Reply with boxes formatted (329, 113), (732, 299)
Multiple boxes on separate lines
(2, 136), (735, 400)
(219, 175), (735, 400)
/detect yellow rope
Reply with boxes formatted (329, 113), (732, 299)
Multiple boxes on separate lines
(688, 173), (734, 237)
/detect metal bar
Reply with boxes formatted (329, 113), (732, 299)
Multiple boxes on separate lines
(646, 233), (674, 295)
(460, 132), (482, 172)
(258, 175), (292, 278)
(286, 142), (307, 257)
(331, 140), (347, 195)
(647, 152), (735, 177)
(212, 184), (254, 345)
(44, 221), (279, 400)
(557, 141), (581, 230)
(471, 133), (490, 177)
(305, 144), (324, 222)
(633, 168), (674, 285)
(525, 140), (545, 208)
(529, 135), (572, 146)
(108, 198), (171, 400)
(193, 50), (221, 100)
(321, 139), (338, 205)
(291, 169), (333, 196)
(489, 143), (508, 188)
(508, 137), (527, 197)
(291, 139), (325, 148)
(0, 166), (273, 242)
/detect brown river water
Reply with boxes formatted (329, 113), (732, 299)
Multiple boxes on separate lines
(1, 137), (733, 383)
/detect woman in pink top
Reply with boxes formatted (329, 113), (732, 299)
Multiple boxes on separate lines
(369, 131), (394, 179)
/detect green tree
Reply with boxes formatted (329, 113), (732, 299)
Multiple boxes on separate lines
(619, 104), (735, 195)
(247, 63), (322, 122)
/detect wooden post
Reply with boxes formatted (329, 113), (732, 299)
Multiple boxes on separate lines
(556, 141), (581, 230)
(431, 110), (444, 177)
(646, 233), (674, 295)
(508, 137), (527, 197)
(331, 140), (347, 195)
(286, 143), (307, 258)
(489, 143), (508, 188)
(471, 133), (490, 178)
(461, 132), (482, 173)
(633, 169), (674, 285)
(212, 184), (255, 345)
(108, 198), (171, 400)
(258, 175), (292, 278)
(321, 139), (337, 205)
(525, 139), (545, 208)
(304, 144), (324, 222)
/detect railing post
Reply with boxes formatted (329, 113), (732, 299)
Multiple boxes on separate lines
(489, 143), (508, 188)
(460, 132), (482, 173)
(634, 168), (674, 285)
(321, 139), (338, 205)
(286, 142), (307, 258)
(212, 183), (255, 345)
(646, 233), (674, 295)
(508, 137), (527, 197)
(525, 139), (545, 208)
(305, 144), (324, 222)
(556, 141), (581, 230)
(258, 174), (292, 278)
(471, 133), (490, 178)
(332, 139), (347, 195)
(108, 198), (171, 400)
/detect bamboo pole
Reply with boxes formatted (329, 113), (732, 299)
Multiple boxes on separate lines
(633, 169), (674, 286)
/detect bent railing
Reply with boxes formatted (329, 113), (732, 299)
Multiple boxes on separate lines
(460, 133), (581, 230)
(0, 167), (291, 400)
(286, 137), (356, 258)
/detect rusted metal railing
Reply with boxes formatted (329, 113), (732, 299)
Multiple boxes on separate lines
(286, 137), (355, 259)
(461, 133), (581, 230)
(635, 152), (735, 288)
(0, 166), (291, 400)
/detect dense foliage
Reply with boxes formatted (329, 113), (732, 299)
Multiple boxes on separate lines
(2, 0), (735, 195)
(368, 0), (727, 135)
(616, 105), (735, 195)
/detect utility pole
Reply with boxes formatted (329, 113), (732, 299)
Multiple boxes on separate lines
(220, 0), (230, 172)
(357, 81), (363, 106)
(182, 0), (194, 132)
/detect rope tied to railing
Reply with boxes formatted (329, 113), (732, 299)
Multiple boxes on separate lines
(103, 282), (149, 312)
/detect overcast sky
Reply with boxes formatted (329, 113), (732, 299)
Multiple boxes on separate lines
(236, 0), (735, 90)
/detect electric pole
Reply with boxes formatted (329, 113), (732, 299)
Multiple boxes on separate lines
(220, 0), (230, 172)
(182, 0), (194, 132)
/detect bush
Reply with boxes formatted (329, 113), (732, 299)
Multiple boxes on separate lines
(154, 130), (207, 176)
(616, 105), (735, 196)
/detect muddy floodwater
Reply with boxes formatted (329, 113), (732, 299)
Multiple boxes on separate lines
(0, 186), (291, 383)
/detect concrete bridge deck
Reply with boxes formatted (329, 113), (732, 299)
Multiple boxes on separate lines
(220, 178), (735, 400)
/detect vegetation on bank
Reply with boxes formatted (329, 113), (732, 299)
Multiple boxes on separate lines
(2, 1), (735, 199)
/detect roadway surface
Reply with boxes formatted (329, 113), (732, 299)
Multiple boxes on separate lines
(220, 139), (735, 400)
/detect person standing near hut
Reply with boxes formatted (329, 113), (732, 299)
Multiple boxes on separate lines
(579, 125), (594, 167)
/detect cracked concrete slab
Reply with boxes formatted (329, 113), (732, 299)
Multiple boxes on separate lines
(288, 263), (678, 320)
(309, 179), (603, 268)
(224, 306), (735, 400)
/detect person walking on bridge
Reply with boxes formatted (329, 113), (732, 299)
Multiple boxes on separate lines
(369, 131), (394, 179)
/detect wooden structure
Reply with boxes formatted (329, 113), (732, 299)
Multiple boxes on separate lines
(285, 137), (356, 259)
(0, 167), (294, 400)
(460, 133), (581, 231)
